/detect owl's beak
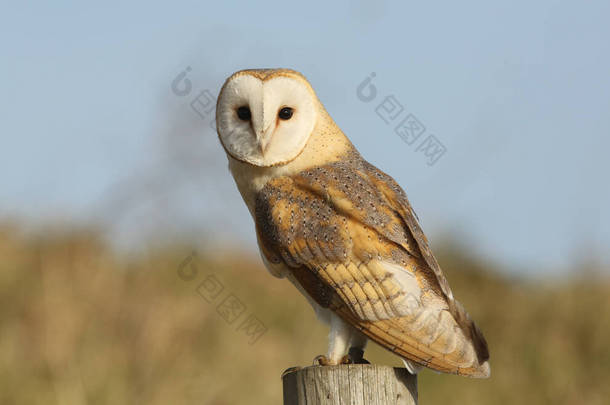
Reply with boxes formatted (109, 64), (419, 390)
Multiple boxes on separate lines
(257, 126), (273, 156)
(256, 116), (275, 156)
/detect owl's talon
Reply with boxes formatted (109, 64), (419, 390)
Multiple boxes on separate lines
(340, 354), (352, 364)
(281, 366), (302, 378)
(313, 355), (331, 366)
(348, 347), (371, 364)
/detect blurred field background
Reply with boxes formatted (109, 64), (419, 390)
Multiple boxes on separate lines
(2, 222), (609, 405)
(3, 2), (610, 404)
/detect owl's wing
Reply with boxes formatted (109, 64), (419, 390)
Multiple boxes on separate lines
(255, 159), (490, 378)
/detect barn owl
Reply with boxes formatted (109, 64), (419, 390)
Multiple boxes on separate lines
(215, 68), (490, 378)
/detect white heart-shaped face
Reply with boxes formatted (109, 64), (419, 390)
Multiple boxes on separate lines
(216, 73), (317, 167)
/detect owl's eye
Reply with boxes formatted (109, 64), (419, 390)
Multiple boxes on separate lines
(237, 106), (251, 121)
(278, 107), (293, 120)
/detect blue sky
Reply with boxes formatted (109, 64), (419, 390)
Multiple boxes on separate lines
(1, 1), (609, 275)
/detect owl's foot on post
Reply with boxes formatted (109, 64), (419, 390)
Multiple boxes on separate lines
(348, 347), (371, 364)
(314, 355), (351, 365)
(314, 352), (367, 365)
(313, 355), (331, 366)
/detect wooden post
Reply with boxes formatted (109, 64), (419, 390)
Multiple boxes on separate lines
(282, 365), (418, 405)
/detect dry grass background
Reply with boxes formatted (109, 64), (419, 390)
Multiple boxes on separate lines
(1, 223), (609, 404)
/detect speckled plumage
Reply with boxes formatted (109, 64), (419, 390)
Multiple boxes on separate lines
(217, 68), (490, 378)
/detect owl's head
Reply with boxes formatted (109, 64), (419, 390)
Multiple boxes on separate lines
(216, 69), (318, 167)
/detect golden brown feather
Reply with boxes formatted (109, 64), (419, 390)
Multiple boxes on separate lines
(255, 153), (490, 377)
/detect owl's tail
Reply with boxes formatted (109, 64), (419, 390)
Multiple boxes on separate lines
(449, 298), (490, 377)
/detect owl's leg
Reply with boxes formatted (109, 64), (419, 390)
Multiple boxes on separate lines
(348, 328), (371, 364)
(315, 312), (351, 365)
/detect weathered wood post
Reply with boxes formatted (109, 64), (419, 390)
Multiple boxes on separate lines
(282, 365), (418, 405)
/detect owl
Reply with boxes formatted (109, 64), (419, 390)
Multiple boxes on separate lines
(215, 68), (490, 378)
